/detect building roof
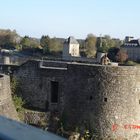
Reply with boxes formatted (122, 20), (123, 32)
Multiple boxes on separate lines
(129, 39), (140, 46)
(65, 36), (79, 44)
(123, 39), (140, 47)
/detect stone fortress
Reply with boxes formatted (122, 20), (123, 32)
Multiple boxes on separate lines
(11, 59), (140, 139)
(0, 36), (140, 139)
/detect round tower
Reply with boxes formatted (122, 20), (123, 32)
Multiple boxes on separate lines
(63, 65), (140, 139)
(0, 74), (18, 120)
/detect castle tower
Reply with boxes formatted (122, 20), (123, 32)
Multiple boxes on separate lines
(63, 65), (140, 140)
(62, 36), (80, 60)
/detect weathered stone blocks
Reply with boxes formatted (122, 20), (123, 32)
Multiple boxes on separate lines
(14, 60), (140, 139)
(0, 74), (18, 120)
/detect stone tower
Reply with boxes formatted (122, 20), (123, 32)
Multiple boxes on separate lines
(62, 36), (80, 60)
(12, 60), (140, 139)
(62, 65), (140, 140)
(0, 74), (18, 120)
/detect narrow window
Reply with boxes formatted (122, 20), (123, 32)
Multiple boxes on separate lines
(89, 96), (93, 100)
(139, 100), (140, 104)
(51, 81), (59, 103)
(104, 98), (107, 102)
(46, 100), (49, 111)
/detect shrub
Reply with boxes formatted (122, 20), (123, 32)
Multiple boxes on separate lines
(125, 61), (136, 66)
(11, 77), (25, 120)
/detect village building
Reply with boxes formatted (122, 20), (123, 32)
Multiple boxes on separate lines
(122, 36), (140, 61)
(62, 36), (80, 60)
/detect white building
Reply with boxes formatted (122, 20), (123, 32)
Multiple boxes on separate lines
(63, 36), (80, 60)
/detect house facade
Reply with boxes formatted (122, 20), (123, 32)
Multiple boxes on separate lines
(122, 36), (140, 61)
(62, 36), (80, 59)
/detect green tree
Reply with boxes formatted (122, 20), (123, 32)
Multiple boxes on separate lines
(97, 35), (119, 53)
(11, 77), (25, 120)
(20, 36), (39, 49)
(40, 36), (63, 54)
(85, 34), (97, 58)
(96, 37), (108, 53)
(108, 47), (128, 63)
(108, 47), (120, 62)
(49, 37), (63, 53)
(40, 35), (50, 53)
(29, 38), (40, 48)
(20, 36), (31, 49)
(113, 39), (123, 48)
(0, 29), (20, 48)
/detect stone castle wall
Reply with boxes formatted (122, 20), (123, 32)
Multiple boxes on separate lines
(64, 64), (140, 139)
(0, 74), (18, 120)
(14, 60), (140, 139)
(14, 60), (67, 111)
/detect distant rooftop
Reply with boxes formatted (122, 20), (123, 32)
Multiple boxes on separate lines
(123, 38), (140, 47)
(129, 39), (140, 46)
(64, 36), (79, 44)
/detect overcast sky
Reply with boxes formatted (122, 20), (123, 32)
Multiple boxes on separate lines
(0, 0), (139, 39)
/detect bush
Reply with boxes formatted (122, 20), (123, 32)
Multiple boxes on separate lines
(125, 61), (136, 66)
(11, 77), (25, 120)
(13, 94), (24, 112)
(11, 77), (21, 95)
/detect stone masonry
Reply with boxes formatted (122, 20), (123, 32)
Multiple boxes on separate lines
(0, 74), (18, 120)
(13, 60), (140, 139)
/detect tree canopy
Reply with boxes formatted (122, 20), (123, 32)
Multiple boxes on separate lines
(40, 35), (63, 54)
(0, 29), (20, 49)
(20, 36), (40, 49)
(85, 34), (97, 58)
(108, 47), (128, 63)
(0, 29), (124, 58)
(96, 35), (114, 53)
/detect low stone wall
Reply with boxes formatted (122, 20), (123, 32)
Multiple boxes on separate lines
(24, 110), (48, 128)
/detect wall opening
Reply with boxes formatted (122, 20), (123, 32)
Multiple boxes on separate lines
(0, 75), (3, 78)
(104, 98), (107, 102)
(89, 96), (93, 100)
(51, 81), (59, 103)
(45, 100), (49, 111)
